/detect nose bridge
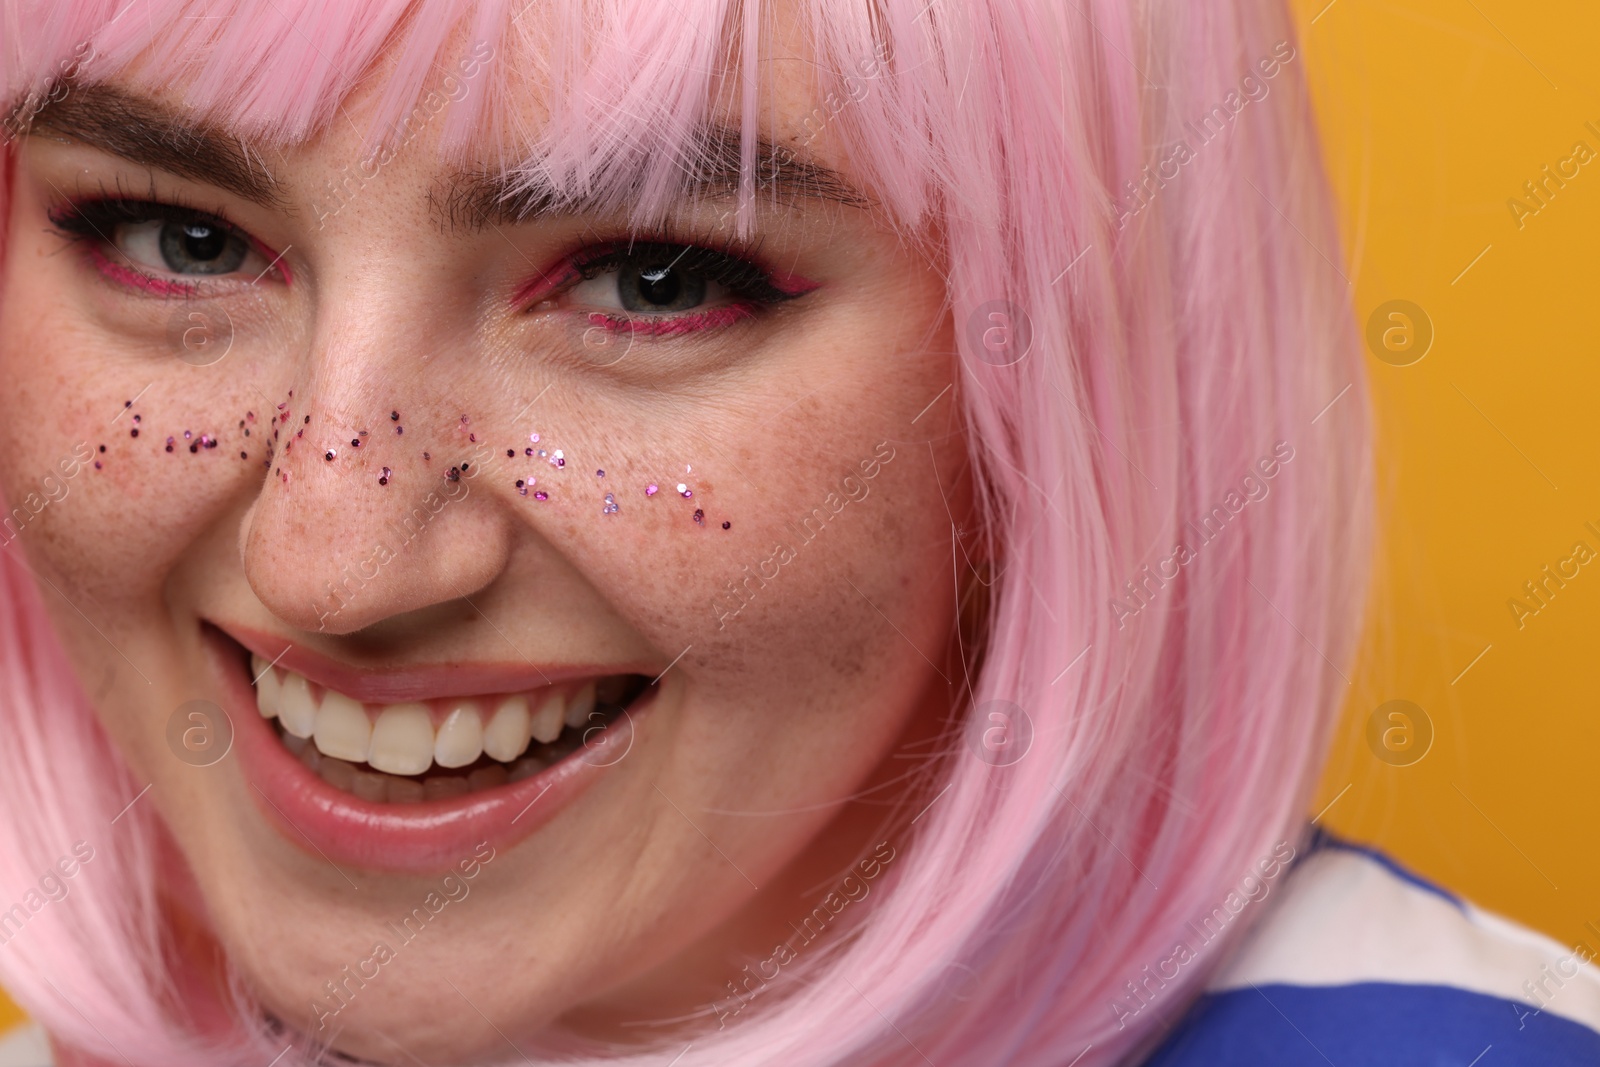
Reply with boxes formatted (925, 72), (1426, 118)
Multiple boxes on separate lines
(241, 299), (511, 635)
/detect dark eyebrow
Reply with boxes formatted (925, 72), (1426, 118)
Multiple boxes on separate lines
(15, 84), (870, 225)
(19, 83), (284, 207)
(436, 124), (874, 230)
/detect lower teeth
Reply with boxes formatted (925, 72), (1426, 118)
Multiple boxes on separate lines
(278, 723), (579, 804)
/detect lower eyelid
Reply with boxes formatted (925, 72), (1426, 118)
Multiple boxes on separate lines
(85, 245), (199, 297)
(586, 306), (756, 336)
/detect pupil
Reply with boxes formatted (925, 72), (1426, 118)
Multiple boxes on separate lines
(157, 219), (247, 273)
(618, 261), (706, 312)
(181, 224), (227, 262)
(637, 265), (680, 306)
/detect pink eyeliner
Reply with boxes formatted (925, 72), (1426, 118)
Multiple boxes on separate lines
(86, 246), (196, 297)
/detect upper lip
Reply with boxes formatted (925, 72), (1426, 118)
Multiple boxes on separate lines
(219, 623), (650, 704)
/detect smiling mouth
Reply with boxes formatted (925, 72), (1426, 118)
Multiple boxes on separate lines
(251, 655), (649, 804)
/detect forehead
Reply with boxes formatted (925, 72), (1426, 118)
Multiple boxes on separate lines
(16, 0), (874, 229)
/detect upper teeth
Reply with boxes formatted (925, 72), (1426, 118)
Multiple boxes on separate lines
(252, 656), (596, 777)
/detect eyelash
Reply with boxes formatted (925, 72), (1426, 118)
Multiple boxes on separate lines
(531, 239), (814, 337)
(46, 195), (277, 295)
(47, 198), (811, 336)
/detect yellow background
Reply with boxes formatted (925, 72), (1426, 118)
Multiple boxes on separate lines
(3, 0), (1597, 1032)
(1299, 0), (1600, 952)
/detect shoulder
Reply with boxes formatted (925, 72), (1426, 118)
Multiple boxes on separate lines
(0, 1021), (49, 1067)
(1143, 831), (1600, 1066)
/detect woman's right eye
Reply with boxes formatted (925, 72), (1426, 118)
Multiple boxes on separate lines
(47, 198), (276, 284)
(117, 217), (254, 275)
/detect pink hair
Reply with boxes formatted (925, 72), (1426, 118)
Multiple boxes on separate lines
(0, 0), (1370, 1064)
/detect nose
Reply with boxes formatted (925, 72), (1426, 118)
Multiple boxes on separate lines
(239, 319), (513, 636)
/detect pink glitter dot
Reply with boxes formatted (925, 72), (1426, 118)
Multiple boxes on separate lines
(645, 484), (659, 496)
(534, 490), (548, 501)
(677, 483), (692, 497)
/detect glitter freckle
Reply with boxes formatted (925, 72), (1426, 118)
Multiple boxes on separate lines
(351, 438), (361, 448)
(93, 460), (102, 469)
(132, 414), (141, 423)
(693, 508), (704, 525)
(240, 451), (248, 460)
(603, 492), (619, 515)
(507, 449), (515, 458)
(324, 449), (336, 461)
(97, 445), (105, 453)
(379, 466), (392, 486)
(390, 411), (399, 421)
(645, 484), (658, 496)
(533, 490), (548, 501)
(184, 430), (193, 440)
(130, 428), (139, 437)
(677, 483), (692, 497)
(722, 521), (731, 529)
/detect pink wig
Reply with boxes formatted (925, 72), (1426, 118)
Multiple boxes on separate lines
(0, 0), (1370, 1064)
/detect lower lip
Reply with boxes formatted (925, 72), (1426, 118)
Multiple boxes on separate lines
(205, 628), (649, 874)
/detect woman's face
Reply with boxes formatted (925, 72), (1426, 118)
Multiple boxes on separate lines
(0, 17), (963, 1062)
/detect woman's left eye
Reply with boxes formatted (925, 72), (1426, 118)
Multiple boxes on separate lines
(570, 256), (724, 314)
(552, 241), (809, 329)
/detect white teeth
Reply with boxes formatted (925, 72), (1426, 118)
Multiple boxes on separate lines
(262, 661), (627, 786)
(278, 671), (317, 739)
(483, 696), (532, 762)
(253, 656), (282, 718)
(530, 691), (565, 744)
(314, 690), (372, 762)
(565, 681), (596, 729)
(367, 703), (434, 776)
(434, 703), (484, 769)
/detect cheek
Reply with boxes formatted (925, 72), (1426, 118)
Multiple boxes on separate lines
(0, 172), (269, 607)
(596, 400), (955, 811)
